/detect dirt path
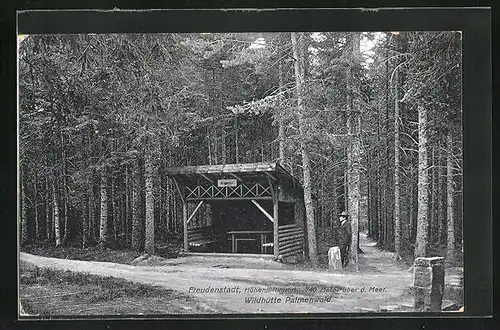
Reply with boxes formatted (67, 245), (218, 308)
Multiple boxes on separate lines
(20, 233), (415, 313)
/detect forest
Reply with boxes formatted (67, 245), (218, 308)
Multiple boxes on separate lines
(18, 31), (463, 268)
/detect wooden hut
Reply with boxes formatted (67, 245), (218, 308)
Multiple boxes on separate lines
(163, 162), (306, 260)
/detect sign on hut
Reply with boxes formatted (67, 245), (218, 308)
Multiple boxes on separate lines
(163, 162), (307, 260)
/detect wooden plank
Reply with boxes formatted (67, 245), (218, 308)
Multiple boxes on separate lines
(226, 230), (272, 234)
(265, 172), (277, 181)
(278, 224), (297, 230)
(186, 196), (273, 201)
(278, 227), (302, 235)
(278, 230), (303, 238)
(187, 201), (204, 224)
(279, 237), (304, 247)
(280, 242), (303, 253)
(251, 200), (274, 223)
(279, 239), (303, 250)
(189, 234), (209, 241)
(173, 177), (185, 203)
(260, 233), (265, 254)
(199, 173), (214, 184)
(231, 233), (235, 253)
(279, 235), (303, 246)
(279, 233), (304, 244)
(163, 162), (277, 175)
(267, 177), (275, 198)
(280, 245), (303, 256)
(279, 232), (303, 240)
(281, 243), (303, 253)
(183, 202), (188, 252)
(279, 236), (304, 247)
(164, 162), (306, 200)
(280, 248), (303, 258)
(279, 231), (304, 240)
(228, 172), (242, 181)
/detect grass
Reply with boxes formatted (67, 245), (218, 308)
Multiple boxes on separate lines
(21, 236), (184, 265)
(21, 241), (141, 264)
(19, 261), (217, 316)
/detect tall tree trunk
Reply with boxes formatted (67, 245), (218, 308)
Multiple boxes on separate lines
(291, 32), (318, 266)
(415, 103), (429, 257)
(99, 167), (108, 247)
(367, 156), (372, 238)
(82, 135), (90, 248)
(125, 164), (131, 246)
(132, 156), (142, 251)
(393, 67), (402, 260)
(347, 134), (361, 268)
(234, 117), (239, 164)
(82, 193), (89, 248)
(375, 98), (382, 243)
(45, 177), (51, 240)
(437, 148), (445, 245)
(20, 168), (29, 245)
(382, 46), (390, 249)
(446, 130), (456, 260)
(144, 145), (155, 255)
(166, 178), (171, 233)
(260, 139), (265, 162)
(213, 128), (218, 165)
(90, 169), (97, 243)
(409, 165), (415, 242)
(278, 42), (285, 166)
(34, 168), (40, 240)
(207, 127), (212, 165)
(430, 147), (439, 244)
(112, 175), (118, 244)
(62, 133), (70, 245)
(82, 184), (90, 248)
(332, 175), (339, 242)
(173, 181), (177, 234)
(221, 130), (227, 165)
(346, 32), (361, 269)
(53, 177), (62, 247)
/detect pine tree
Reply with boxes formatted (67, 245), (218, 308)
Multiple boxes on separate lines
(99, 167), (108, 247)
(144, 141), (155, 255)
(291, 32), (319, 266)
(446, 130), (456, 260)
(415, 103), (429, 258)
(347, 32), (361, 270)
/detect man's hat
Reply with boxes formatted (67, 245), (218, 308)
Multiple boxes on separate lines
(340, 211), (348, 217)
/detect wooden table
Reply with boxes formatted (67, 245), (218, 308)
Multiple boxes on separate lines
(226, 230), (272, 253)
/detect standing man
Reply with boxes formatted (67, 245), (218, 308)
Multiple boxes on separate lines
(338, 211), (352, 268)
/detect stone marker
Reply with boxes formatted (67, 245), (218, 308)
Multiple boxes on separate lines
(328, 246), (342, 271)
(413, 257), (445, 312)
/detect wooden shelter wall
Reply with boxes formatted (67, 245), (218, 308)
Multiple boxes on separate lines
(278, 224), (304, 257)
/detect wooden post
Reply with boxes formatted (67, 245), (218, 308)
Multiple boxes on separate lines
(183, 201), (188, 252)
(273, 196), (279, 258)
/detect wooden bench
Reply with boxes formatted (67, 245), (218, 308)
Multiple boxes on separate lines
(187, 226), (216, 250)
(262, 242), (274, 254)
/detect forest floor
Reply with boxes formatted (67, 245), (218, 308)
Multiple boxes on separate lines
(19, 232), (463, 315)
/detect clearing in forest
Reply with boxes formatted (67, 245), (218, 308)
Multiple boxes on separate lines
(19, 232), (463, 315)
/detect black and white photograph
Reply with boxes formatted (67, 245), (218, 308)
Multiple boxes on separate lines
(16, 8), (485, 318)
